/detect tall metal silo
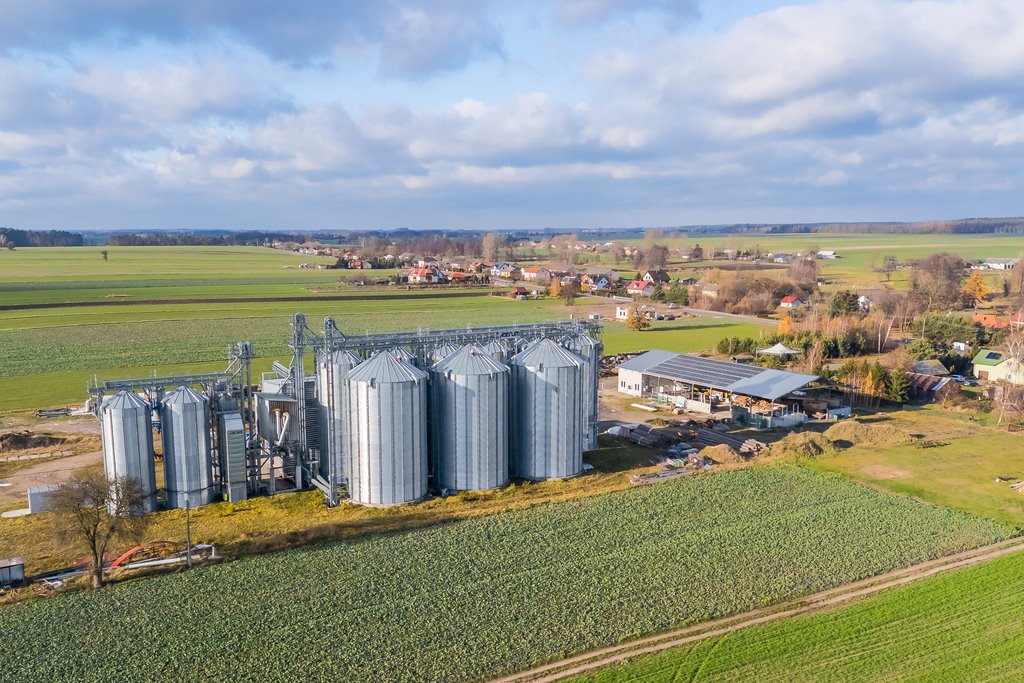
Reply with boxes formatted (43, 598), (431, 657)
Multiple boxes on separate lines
(316, 350), (362, 482)
(346, 351), (428, 505)
(509, 338), (584, 480)
(571, 333), (602, 451)
(100, 391), (157, 514)
(390, 346), (416, 364)
(430, 344), (509, 491)
(482, 338), (509, 363)
(161, 386), (216, 508)
(430, 342), (459, 364)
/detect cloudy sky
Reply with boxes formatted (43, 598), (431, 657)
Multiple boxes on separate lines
(2, 0), (1023, 230)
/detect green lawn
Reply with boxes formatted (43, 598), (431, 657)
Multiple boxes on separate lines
(0, 467), (1010, 682)
(571, 547), (1024, 683)
(805, 408), (1024, 529)
(601, 317), (771, 355)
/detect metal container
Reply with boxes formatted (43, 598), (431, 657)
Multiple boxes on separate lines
(161, 386), (216, 509)
(570, 334), (602, 451)
(317, 350), (362, 483)
(27, 484), (61, 514)
(0, 557), (25, 587)
(509, 338), (584, 480)
(430, 342), (459, 364)
(217, 411), (247, 503)
(430, 344), (509, 491)
(482, 338), (509, 362)
(100, 390), (157, 514)
(390, 346), (416, 364)
(255, 393), (299, 445)
(346, 351), (429, 505)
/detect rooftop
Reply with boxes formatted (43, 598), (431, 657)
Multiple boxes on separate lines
(619, 350), (818, 401)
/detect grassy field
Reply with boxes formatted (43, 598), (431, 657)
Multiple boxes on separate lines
(0, 244), (770, 412)
(0, 466), (1010, 682)
(570, 546), (1024, 683)
(804, 407), (1024, 528)
(622, 233), (1024, 287)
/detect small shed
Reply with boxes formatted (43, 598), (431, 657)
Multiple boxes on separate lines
(0, 557), (25, 587)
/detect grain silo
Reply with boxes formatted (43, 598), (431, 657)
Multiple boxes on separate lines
(100, 391), (157, 514)
(509, 338), (584, 480)
(346, 351), (428, 505)
(430, 342), (459, 364)
(161, 386), (216, 508)
(482, 338), (509, 363)
(317, 350), (362, 482)
(390, 346), (416, 364)
(571, 334), (602, 451)
(430, 344), (509, 491)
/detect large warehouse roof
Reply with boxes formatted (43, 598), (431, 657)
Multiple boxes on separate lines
(618, 350), (818, 401)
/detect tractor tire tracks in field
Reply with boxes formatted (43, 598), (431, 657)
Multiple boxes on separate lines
(491, 537), (1024, 683)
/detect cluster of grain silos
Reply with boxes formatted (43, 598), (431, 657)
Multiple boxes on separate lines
(99, 385), (222, 514)
(316, 331), (601, 506)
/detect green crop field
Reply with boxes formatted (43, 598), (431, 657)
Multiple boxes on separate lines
(0, 245), (770, 412)
(570, 546), (1024, 683)
(625, 233), (1024, 287)
(0, 467), (1010, 682)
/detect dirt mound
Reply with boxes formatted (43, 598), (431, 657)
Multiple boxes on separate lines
(824, 421), (914, 448)
(0, 432), (67, 452)
(701, 444), (745, 464)
(0, 432), (100, 455)
(769, 432), (837, 459)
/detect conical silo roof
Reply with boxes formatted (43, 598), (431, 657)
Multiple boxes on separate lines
(163, 385), (206, 405)
(483, 338), (507, 354)
(349, 350), (428, 384)
(102, 390), (149, 412)
(433, 344), (509, 375)
(431, 342), (460, 363)
(390, 347), (416, 362)
(326, 349), (362, 367)
(511, 338), (584, 368)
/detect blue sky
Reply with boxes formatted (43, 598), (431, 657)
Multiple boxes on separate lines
(1, 0), (1022, 230)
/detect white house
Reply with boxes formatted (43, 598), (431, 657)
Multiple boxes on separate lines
(615, 306), (630, 320)
(817, 250), (838, 259)
(973, 349), (1024, 384)
(779, 295), (803, 310)
(626, 280), (655, 297)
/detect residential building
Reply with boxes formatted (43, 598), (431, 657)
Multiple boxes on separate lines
(626, 280), (655, 297)
(642, 270), (671, 284)
(972, 349), (1024, 384)
(779, 295), (803, 310)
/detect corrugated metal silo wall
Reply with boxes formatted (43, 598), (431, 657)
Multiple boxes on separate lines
(161, 390), (216, 508)
(316, 352), (360, 482)
(577, 335), (603, 451)
(510, 359), (584, 480)
(346, 374), (429, 505)
(101, 393), (157, 513)
(430, 365), (509, 491)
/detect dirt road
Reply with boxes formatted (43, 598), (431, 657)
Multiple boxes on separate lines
(0, 450), (102, 507)
(492, 537), (1024, 683)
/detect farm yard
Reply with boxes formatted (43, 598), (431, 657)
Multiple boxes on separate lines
(0, 466), (1011, 682)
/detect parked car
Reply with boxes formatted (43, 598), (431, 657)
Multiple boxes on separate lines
(949, 374), (967, 383)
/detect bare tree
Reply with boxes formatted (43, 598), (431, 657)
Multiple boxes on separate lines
(562, 280), (578, 306)
(51, 472), (151, 588)
(100, 249), (109, 262)
(481, 233), (504, 262)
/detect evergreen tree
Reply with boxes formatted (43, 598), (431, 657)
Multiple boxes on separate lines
(888, 365), (911, 403)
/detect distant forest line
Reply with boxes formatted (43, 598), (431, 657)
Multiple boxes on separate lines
(3, 217), (1024, 248)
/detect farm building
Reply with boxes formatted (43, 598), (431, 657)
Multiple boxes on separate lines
(617, 350), (819, 425)
(906, 372), (959, 401)
(973, 349), (1024, 384)
(982, 258), (1018, 270)
(816, 250), (838, 259)
(913, 359), (950, 377)
(779, 295), (803, 310)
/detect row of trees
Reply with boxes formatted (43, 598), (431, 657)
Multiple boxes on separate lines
(0, 227), (84, 247)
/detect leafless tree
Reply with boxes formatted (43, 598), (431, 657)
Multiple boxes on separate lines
(51, 472), (151, 588)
